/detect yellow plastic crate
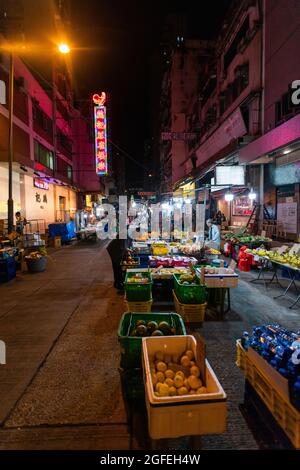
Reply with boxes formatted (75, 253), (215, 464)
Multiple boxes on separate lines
(124, 297), (153, 312)
(173, 290), (206, 323)
(142, 335), (227, 439)
(236, 340), (300, 449)
(151, 245), (169, 255)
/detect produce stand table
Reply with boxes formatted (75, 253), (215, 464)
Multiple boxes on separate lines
(272, 261), (300, 309)
(250, 254), (300, 308)
(250, 256), (282, 289)
(229, 241), (271, 261)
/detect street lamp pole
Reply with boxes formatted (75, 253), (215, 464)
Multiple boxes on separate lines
(7, 52), (14, 234)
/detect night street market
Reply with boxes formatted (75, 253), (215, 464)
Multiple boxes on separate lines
(0, 0), (300, 464)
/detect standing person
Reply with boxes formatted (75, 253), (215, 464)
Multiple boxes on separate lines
(214, 210), (226, 226)
(15, 211), (27, 235)
(206, 218), (221, 251)
(106, 235), (129, 291)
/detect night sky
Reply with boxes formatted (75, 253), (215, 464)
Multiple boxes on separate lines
(71, 0), (232, 187)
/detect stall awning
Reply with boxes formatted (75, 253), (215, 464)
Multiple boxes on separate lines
(239, 113), (300, 163)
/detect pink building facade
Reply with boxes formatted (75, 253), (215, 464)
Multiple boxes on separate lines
(0, 40), (103, 226)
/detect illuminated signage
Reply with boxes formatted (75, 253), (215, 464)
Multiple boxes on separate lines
(34, 179), (49, 190)
(93, 92), (108, 175)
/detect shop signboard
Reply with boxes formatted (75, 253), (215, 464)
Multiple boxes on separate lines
(161, 132), (197, 141)
(93, 92), (108, 175)
(277, 202), (298, 234)
(34, 179), (49, 190)
(232, 196), (253, 216)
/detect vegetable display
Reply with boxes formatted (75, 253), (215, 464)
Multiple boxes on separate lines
(130, 319), (176, 337)
(149, 349), (207, 397)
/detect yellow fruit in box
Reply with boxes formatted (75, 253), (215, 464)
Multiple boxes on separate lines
(169, 386), (177, 396)
(188, 375), (202, 390)
(156, 361), (167, 372)
(165, 369), (175, 379)
(156, 371), (165, 383)
(174, 375), (184, 388)
(175, 370), (185, 379)
(178, 386), (189, 396)
(158, 383), (170, 397)
(180, 355), (191, 367)
(197, 386), (207, 394)
(184, 378), (191, 390)
(190, 365), (200, 377)
(165, 378), (174, 387)
(185, 350), (194, 361)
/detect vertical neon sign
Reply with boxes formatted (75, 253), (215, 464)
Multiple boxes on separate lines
(93, 92), (108, 175)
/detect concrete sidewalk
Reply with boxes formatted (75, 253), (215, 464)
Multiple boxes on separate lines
(0, 241), (132, 449)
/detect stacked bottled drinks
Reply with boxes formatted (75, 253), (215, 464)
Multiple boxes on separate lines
(241, 324), (300, 411)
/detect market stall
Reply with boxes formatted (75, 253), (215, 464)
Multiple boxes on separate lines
(237, 324), (300, 449)
(246, 246), (300, 308)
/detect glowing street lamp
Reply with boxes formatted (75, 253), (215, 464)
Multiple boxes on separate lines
(58, 43), (70, 54)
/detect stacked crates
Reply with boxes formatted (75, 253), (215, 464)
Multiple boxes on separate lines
(118, 312), (186, 400)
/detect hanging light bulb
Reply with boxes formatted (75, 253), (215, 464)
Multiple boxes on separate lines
(249, 189), (257, 200)
(225, 191), (234, 202)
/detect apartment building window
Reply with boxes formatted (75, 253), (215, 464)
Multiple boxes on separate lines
(34, 140), (54, 170)
(57, 130), (72, 158)
(32, 103), (53, 143)
(224, 16), (249, 72)
(67, 165), (73, 181)
(219, 63), (249, 115)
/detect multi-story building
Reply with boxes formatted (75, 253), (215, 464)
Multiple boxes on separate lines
(160, 0), (263, 221)
(0, 0), (105, 227)
(160, 39), (214, 194)
(239, 0), (300, 239)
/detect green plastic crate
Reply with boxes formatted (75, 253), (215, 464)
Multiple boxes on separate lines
(173, 273), (207, 304)
(125, 270), (152, 301)
(118, 312), (186, 369)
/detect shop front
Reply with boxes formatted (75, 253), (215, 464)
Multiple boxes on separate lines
(240, 114), (300, 241)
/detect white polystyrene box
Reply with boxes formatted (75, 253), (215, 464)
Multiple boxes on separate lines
(142, 335), (227, 439)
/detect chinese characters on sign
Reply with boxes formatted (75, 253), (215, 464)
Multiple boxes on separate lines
(93, 93), (108, 175)
(35, 193), (48, 204)
(161, 132), (197, 141)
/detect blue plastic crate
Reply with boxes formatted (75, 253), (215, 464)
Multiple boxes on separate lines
(0, 257), (16, 283)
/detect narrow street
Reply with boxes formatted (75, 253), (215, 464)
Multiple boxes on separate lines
(0, 242), (298, 449)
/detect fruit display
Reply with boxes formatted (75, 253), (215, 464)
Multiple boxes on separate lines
(206, 247), (221, 255)
(248, 248), (300, 269)
(178, 272), (198, 286)
(151, 267), (188, 278)
(149, 349), (207, 397)
(179, 244), (204, 256)
(224, 232), (271, 245)
(130, 319), (176, 337)
(25, 248), (47, 259)
(151, 243), (169, 256)
(121, 250), (140, 266)
(149, 255), (197, 268)
(126, 272), (150, 284)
